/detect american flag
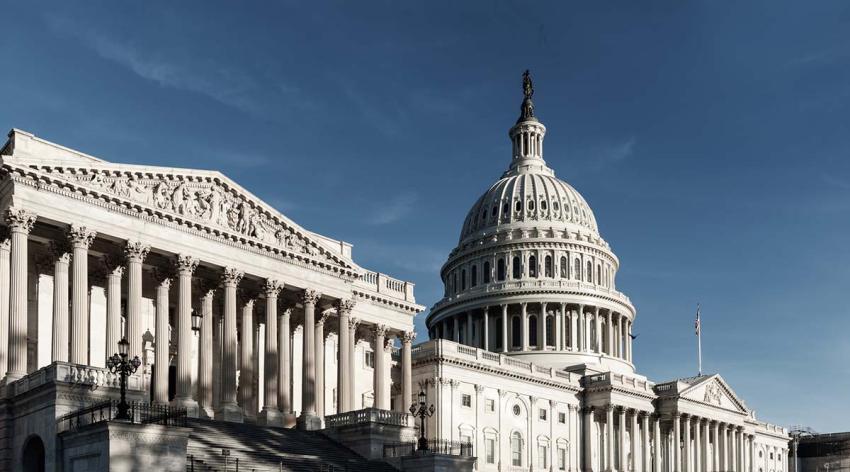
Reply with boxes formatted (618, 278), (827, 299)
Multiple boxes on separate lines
(694, 304), (701, 336)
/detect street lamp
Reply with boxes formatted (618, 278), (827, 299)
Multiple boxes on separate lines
(409, 390), (435, 452)
(106, 337), (141, 421)
(191, 308), (202, 332)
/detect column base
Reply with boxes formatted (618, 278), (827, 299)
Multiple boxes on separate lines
(296, 412), (323, 431)
(215, 402), (244, 423)
(199, 406), (215, 419)
(258, 407), (284, 427)
(171, 397), (200, 418)
(283, 412), (297, 428)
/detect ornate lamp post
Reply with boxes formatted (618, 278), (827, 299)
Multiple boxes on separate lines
(409, 389), (435, 452)
(106, 337), (142, 421)
(191, 308), (202, 332)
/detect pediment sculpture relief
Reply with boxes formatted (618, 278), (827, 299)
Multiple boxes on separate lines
(704, 382), (722, 405)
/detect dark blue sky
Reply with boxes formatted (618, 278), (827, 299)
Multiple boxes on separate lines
(2, 1), (848, 432)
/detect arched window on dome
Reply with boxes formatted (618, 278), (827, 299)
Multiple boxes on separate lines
(546, 314), (554, 346)
(528, 255), (537, 278)
(515, 200), (522, 213)
(528, 200), (535, 212)
(452, 272), (458, 294)
(491, 205), (498, 218)
(483, 261), (491, 284)
(545, 256), (553, 278)
(461, 269), (467, 291)
(541, 200), (547, 211)
(511, 316), (521, 348)
(471, 265), (478, 288)
(529, 315), (538, 347)
(597, 265), (601, 286)
(574, 259), (581, 280)
(503, 203), (510, 217)
(497, 258), (506, 281)
(586, 261), (592, 283)
(512, 257), (521, 279)
(560, 256), (568, 278)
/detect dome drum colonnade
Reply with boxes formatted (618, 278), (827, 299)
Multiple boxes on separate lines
(426, 70), (635, 370)
(0, 207), (415, 429)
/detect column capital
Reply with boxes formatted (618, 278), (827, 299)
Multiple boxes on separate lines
(175, 254), (199, 275)
(263, 279), (283, 298)
(220, 267), (244, 287)
(374, 323), (389, 338)
(316, 310), (331, 326)
(153, 268), (173, 288)
(124, 240), (150, 262)
(348, 317), (361, 331)
(68, 224), (97, 249)
(401, 331), (416, 344)
(6, 207), (36, 233)
(101, 253), (124, 276)
(301, 289), (321, 306)
(336, 298), (356, 315)
(50, 240), (73, 263)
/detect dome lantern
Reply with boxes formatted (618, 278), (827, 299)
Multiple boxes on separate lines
(507, 70), (551, 177)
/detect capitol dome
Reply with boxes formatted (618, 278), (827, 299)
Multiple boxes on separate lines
(427, 71), (636, 374)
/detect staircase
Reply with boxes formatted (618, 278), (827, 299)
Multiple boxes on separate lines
(185, 418), (398, 472)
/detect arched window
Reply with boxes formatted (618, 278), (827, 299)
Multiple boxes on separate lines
(597, 265), (601, 285)
(471, 265), (478, 288)
(497, 259), (506, 281)
(511, 316), (521, 348)
(515, 200), (522, 213)
(461, 269), (467, 290)
(511, 432), (523, 466)
(528, 200), (535, 211)
(541, 200), (548, 211)
(22, 435), (45, 472)
(574, 259), (581, 280)
(586, 261), (593, 282)
(483, 261), (491, 283)
(545, 256), (553, 278)
(529, 315), (538, 347)
(560, 256), (567, 278)
(546, 314), (554, 346)
(491, 205), (497, 218)
(453, 272), (458, 294)
(512, 257), (521, 279)
(528, 255), (537, 278)
(503, 203), (510, 216)
(495, 322), (503, 350)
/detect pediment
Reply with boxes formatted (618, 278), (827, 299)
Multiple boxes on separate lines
(5, 158), (355, 273)
(680, 375), (748, 414)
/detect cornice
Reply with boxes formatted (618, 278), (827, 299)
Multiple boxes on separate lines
(352, 289), (424, 314)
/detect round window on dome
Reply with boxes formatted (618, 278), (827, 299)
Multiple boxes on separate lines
(512, 405), (521, 416)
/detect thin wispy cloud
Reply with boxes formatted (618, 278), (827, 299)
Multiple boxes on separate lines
(368, 192), (418, 225)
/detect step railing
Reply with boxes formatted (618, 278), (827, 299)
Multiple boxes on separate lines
(57, 399), (187, 433)
(382, 439), (473, 458)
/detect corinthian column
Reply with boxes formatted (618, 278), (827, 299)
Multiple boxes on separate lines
(297, 289), (322, 430)
(606, 405), (615, 472)
(124, 241), (150, 360)
(373, 324), (388, 410)
(153, 270), (172, 404)
(239, 295), (256, 421)
(314, 310), (329, 418)
(5, 208), (36, 382)
(68, 225), (96, 365)
(102, 255), (124, 361)
(216, 267), (243, 422)
(347, 317), (361, 410)
(50, 241), (72, 362)
(279, 306), (294, 424)
(259, 279), (282, 426)
(401, 331), (415, 412)
(198, 286), (215, 419)
(172, 255), (199, 414)
(336, 299), (355, 412)
(0, 233), (10, 377)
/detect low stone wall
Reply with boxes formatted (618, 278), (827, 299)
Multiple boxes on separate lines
(61, 421), (190, 472)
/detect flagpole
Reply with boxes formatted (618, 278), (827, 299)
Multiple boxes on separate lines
(696, 303), (702, 376)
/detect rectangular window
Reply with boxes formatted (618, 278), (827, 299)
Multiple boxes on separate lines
(539, 445), (548, 468)
(558, 447), (566, 470)
(485, 438), (495, 464)
(559, 412), (566, 424)
(539, 408), (547, 421)
(462, 394), (472, 407)
(486, 399), (495, 412)
(365, 350), (375, 368)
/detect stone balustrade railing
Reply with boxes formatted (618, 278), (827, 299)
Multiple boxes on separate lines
(355, 270), (416, 303)
(324, 407), (411, 428)
(583, 370), (654, 393)
(3, 361), (144, 399)
(412, 339), (579, 387)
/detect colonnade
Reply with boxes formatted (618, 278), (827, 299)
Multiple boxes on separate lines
(669, 413), (755, 472)
(0, 208), (415, 429)
(431, 302), (633, 362)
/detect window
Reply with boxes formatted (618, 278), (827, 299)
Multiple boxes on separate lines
(515, 200), (522, 212)
(511, 432), (523, 466)
(365, 350), (375, 368)
(497, 258), (506, 281)
(545, 255), (553, 277)
(461, 269), (467, 290)
(529, 315), (538, 346)
(559, 412), (566, 424)
(470, 265), (477, 287)
(461, 433), (472, 447)
(574, 259), (581, 279)
(483, 261), (491, 283)
(485, 437), (496, 463)
(511, 317), (521, 348)
(462, 394), (471, 407)
(553, 201), (560, 212)
(528, 199), (535, 211)
(512, 404), (521, 416)
(503, 203), (510, 216)
(541, 200), (548, 210)
(586, 261), (592, 282)
(597, 265), (601, 284)
(453, 272), (458, 294)
(560, 256), (567, 278)
(558, 447), (567, 470)
(539, 408), (547, 421)
(486, 399), (495, 412)
(512, 257), (521, 279)
(538, 444), (549, 468)
(528, 255), (537, 277)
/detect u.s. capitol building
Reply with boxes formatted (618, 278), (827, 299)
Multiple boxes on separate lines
(0, 72), (789, 472)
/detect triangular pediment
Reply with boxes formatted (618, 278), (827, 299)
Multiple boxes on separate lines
(680, 374), (748, 414)
(3, 153), (355, 274)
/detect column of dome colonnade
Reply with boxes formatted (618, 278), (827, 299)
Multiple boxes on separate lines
(430, 302), (633, 360)
(0, 207), (416, 431)
(665, 412), (751, 472)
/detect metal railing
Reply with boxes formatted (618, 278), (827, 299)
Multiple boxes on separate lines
(57, 400), (187, 433)
(382, 439), (473, 458)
